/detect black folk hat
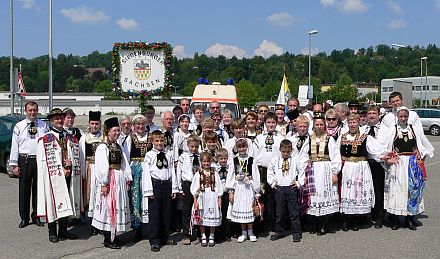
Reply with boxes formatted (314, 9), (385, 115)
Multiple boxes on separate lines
(104, 117), (119, 131)
(313, 112), (326, 120)
(47, 108), (66, 120)
(275, 104), (285, 111)
(348, 100), (360, 108)
(89, 111), (101, 122)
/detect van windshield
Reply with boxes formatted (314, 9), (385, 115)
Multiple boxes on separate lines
(190, 102), (240, 118)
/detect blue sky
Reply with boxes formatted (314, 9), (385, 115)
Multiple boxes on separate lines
(0, 0), (439, 59)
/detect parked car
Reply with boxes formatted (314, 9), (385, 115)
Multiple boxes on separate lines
(411, 108), (440, 136)
(0, 115), (25, 177)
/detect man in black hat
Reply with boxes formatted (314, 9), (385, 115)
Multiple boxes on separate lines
(10, 101), (48, 228)
(63, 108), (83, 141)
(79, 111), (102, 233)
(348, 100), (360, 114)
(286, 109), (300, 136)
(36, 108), (81, 243)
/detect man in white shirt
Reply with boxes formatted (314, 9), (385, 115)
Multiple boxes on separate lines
(10, 101), (48, 228)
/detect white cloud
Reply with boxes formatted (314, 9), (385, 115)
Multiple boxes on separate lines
(267, 12), (296, 27)
(116, 18), (139, 30)
(60, 6), (109, 24)
(320, 0), (336, 7)
(300, 47), (320, 56)
(254, 40), (284, 58)
(388, 0), (402, 14)
(173, 45), (188, 59)
(340, 0), (369, 14)
(18, 0), (36, 10)
(388, 19), (406, 29)
(205, 43), (248, 59)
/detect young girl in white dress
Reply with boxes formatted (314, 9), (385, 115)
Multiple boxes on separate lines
(190, 152), (222, 247)
(226, 138), (260, 243)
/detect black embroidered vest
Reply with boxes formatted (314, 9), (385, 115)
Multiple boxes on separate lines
(130, 133), (150, 160)
(340, 133), (368, 157)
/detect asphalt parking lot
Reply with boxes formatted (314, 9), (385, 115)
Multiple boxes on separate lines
(1, 136), (439, 259)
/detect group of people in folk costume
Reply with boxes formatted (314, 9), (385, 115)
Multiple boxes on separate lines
(11, 91), (434, 252)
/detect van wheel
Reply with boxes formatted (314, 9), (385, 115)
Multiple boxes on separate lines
(430, 125), (440, 136)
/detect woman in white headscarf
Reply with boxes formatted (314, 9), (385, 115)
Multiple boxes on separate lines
(383, 107), (434, 230)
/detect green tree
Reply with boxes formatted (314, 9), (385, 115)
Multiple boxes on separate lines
(322, 73), (357, 103)
(95, 80), (112, 93)
(236, 79), (259, 108)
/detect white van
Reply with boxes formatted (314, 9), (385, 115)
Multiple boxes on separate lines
(190, 82), (241, 118)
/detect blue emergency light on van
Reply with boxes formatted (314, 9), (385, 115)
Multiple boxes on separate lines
(227, 78), (233, 85)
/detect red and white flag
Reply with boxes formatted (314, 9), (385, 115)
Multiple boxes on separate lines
(17, 68), (26, 96)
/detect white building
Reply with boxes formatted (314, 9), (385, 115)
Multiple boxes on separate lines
(0, 92), (176, 116)
(381, 76), (440, 106)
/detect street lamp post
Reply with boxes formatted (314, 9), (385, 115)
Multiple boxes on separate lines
(391, 44), (427, 107)
(308, 30), (318, 103)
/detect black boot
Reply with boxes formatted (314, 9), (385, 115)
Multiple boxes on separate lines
(352, 216), (359, 231)
(317, 216), (328, 236)
(58, 217), (78, 240)
(309, 216), (317, 234)
(48, 222), (59, 243)
(341, 214), (349, 232)
(103, 231), (121, 249)
(410, 216), (423, 227)
(405, 216), (417, 231)
(134, 226), (143, 242)
(390, 214), (399, 230)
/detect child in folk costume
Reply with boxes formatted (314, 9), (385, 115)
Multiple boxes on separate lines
(226, 138), (260, 243)
(303, 113), (341, 236)
(122, 114), (150, 242)
(189, 105), (205, 136)
(337, 113), (389, 231)
(382, 107), (434, 230)
(215, 148), (233, 242)
(78, 111), (102, 235)
(224, 118), (254, 159)
(287, 115), (310, 160)
(212, 112), (229, 146)
(142, 130), (179, 252)
(173, 114), (192, 161)
(221, 109), (234, 139)
(172, 114), (192, 233)
(254, 112), (283, 233)
(274, 104), (289, 138)
(285, 109), (300, 138)
(199, 118), (217, 151)
(176, 135), (201, 245)
(91, 117), (132, 249)
(190, 152), (223, 247)
(202, 131), (221, 164)
(267, 139), (304, 242)
(244, 111), (261, 142)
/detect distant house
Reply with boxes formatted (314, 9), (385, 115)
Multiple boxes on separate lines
(320, 82), (379, 98)
(86, 67), (108, 75)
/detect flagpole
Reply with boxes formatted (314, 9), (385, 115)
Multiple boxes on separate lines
(20, 64), (23, 115)
(48, 0), (53, 111)
(10, 0), (14, 115)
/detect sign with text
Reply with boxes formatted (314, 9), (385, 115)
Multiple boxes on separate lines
(119, 49), (165, 92)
